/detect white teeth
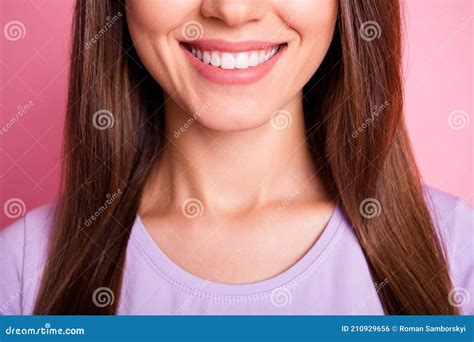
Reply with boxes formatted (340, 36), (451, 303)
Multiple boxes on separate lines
(203, 51), (211, 64)
(235, 52), (249, 69)
(249, 52), (259, 67)
(220, 53), (235, 69)
(210, 51), (220, 67)
(188, 45), (282, 70)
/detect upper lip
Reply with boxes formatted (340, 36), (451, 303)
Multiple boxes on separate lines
(180, 39), (285, 52)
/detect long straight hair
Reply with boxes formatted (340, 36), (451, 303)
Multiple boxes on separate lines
(34, 0), (458, 314)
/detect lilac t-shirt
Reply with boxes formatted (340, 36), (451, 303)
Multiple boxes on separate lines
(1, 186), (472, 315)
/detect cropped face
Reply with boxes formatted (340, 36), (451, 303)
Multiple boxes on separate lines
(126, 0), (338, 131)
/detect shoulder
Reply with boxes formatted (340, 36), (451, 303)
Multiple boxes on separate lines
(423, 185), (473, 314)
(422, 185), (473, 245)
(0, 203), (55, 315)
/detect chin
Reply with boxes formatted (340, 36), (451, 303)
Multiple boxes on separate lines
(195, 107), (270, 132)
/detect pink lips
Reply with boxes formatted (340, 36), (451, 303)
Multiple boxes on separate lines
(181, 39), (286, 85)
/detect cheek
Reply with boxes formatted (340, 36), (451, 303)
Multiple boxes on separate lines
(125, 0), (200, 92)
(286, 0), (338, 79)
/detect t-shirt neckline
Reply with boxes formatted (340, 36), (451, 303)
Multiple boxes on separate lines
(131, 204), (344, 298)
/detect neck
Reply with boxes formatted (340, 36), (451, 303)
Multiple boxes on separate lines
(141, 94), (329, 215)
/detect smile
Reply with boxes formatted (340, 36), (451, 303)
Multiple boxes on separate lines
(180, 39), (287, 85)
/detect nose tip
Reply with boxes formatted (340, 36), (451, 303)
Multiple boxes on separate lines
(201, 0), (265, 28)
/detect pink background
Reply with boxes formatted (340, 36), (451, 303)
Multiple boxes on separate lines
(0, 0), (472, 227)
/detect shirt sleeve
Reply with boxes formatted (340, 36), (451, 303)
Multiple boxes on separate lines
(448, 197), (474, 315)
(0, 216), (26, 315)
(0, 203), (55, 315)
(424, 186), (474, 315)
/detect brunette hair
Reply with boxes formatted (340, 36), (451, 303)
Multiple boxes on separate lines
(34, 0), (458, 314)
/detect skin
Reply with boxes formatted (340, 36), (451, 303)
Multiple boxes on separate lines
(126, 0), (339, 284)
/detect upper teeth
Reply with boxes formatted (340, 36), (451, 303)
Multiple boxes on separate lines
(190, 46), (280, 70)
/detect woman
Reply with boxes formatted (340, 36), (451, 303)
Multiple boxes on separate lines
(1, 0), (472, 315)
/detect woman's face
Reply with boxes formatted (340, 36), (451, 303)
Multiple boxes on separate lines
(126, 0), (338, 131)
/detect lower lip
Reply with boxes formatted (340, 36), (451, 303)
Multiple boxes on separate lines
(182, 45), (286, 85)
